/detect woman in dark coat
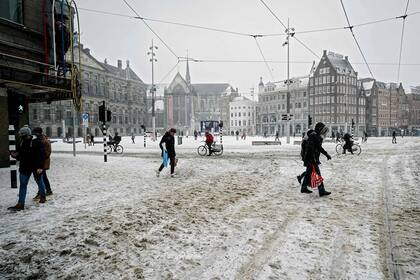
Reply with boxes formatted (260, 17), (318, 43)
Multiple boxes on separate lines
(156, 128), (176, 177)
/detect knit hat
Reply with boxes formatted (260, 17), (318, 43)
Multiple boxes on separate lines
(169, 128), (177, 133)
(33, 127), (43, 135)
(18, 126), (32, 136)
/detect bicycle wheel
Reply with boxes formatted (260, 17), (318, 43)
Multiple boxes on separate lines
(213, 145), (223, 156)
(335, 143), (343, 154)
(197, 145), (207, 156)
(116, 145), (124, 154)
(352, 144), (362, 155)
(107, 145), (113, 154)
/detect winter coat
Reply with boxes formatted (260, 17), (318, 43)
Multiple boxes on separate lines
(205, 134), (214, 144)
(17, 136), (45, 174)
(304, 130), (329, 166)
(159, 132), (176, 158)
(41, 135), (51, 170)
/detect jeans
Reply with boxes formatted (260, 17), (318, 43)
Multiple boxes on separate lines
(43, 171), (52, 193)
(18, 172), (46, 204)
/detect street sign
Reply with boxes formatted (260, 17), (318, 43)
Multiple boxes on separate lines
(82, 113), (89, 126)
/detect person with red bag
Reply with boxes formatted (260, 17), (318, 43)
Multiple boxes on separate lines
(301, 122), (332, 197)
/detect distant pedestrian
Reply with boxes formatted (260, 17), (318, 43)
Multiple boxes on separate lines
(331, 131), (335, 141)
(300, 122), (332, 196)
(33, 127), (53, 199)
(90, 134), (94, 146)
(131, 133), (135, 144)
(263, 131), (267, 138)
(194, 130), (198, 140)
(8, 126), (47, 211)
(86, 134), (91, 146)
(392, 131), (397, 144)
(236, 130), (239, 140)
(275, 131), (280, 142)
(363, 131), (368, 143)
(241, 131), (246, 140)
(157, 128), (177, 178)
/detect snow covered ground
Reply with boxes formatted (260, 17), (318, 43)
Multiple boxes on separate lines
(0, 136), (419, 279)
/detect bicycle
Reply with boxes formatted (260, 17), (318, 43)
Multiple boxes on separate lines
(197, 142), (223, 156)
(107, 142), (124, 154)
(335, 141), (362, 156)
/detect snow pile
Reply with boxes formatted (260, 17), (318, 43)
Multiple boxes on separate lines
(0, 137), (419, 279)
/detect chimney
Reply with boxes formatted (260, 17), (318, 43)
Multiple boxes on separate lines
(125, 60), (130, 80)
(323, 50), (327, 56)
(126, 60), (130, 68)
(345, 56), (348, 61)
(85, 48), (90, 55)
(117, 60), (122, 69)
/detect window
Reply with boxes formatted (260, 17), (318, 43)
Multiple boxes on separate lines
(243, 120), (246, 126)
(0, 0), (23, 23)
(44, 109), (51, 121)
(231, 113), (233, 117)
(231, 120), (233, 126)
(239, 112), (241, 117)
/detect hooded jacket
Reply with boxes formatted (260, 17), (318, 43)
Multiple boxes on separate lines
(303, 122), (330, 166)
(159, 132), (176, 158)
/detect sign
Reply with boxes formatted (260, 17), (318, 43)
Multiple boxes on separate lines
(281, 114), (293, 121)
(82, 112), (89, 126)
(200, 121), (220, 133)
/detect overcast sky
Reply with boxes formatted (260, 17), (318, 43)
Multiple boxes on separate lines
(77, 0), (420, 93)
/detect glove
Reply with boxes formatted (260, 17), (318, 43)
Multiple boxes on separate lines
(326, 154), (332, 160)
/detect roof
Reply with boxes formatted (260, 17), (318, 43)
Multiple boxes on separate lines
(326, 52), (355, 74)
(100, 63), (143, 83)
(362, 80), (375, 90)
(192, 83), (231, 96)
(231, 96), (253, 102)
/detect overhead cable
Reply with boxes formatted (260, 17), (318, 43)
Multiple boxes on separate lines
(339, 0), (374, 78)
(253, 37), (275, 80)
(397, 0), (410, 82)
(121, 0), (179, 59)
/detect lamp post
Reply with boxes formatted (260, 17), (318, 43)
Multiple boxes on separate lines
(147, 40), (158, 141)
(282, 19), (295, 144)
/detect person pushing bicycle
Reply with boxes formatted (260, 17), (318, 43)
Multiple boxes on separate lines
(205, 131), (214, 156)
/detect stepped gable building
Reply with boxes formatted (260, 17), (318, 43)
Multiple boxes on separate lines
(360, 78), (407, 136)
(309, 50), (366, 135)
(30, 46), (147, 137)
(164, 60), (238, 133)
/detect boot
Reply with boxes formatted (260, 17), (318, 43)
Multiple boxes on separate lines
(46, 190), (53, 196)
(301, 188), (312, 194)
(8, 203), (24, 211)
(33, 193), (40, 200)
(39, 196), (46, 203)
(319, 191), (331, 197)
(297, 175), (302, 184)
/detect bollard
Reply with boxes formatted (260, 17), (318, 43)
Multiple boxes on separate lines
(144, 133), (146, 148)
(8, 125), (17, 188)
(103, 124), (107, 162)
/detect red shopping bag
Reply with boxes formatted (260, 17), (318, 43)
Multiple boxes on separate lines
(310, 164), (323, 189)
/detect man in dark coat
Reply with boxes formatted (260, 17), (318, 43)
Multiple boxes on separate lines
(157, 128), (177, 177)
(33, 127), (53, 199)
(392, 131), (397, 144)
(8, 126), (47, 211)
(342, 132), (354, 154)
(301, 122), (332, 196)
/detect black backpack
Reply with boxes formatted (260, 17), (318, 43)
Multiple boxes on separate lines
(300, 129), (314, 161)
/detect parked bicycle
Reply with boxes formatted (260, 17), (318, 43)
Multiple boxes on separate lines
(335, 141), (362, 155)
(197, 142), (223, 156)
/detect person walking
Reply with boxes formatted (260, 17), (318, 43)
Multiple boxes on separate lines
(131, 133), (135, 144)
(86, 134), (91, 146)
(300, 122), (332, 196)
(236, 130), (239, 140)
(242, 131), (246, 140)
(33, 127), (53, 199)
(342, 132), (354, 154)
(194, 130), (198, 140)
(205, 131), (214, 156)
(157, 128), (177, 177)
(275, 131), (280, 142)
(90, 134), (94, 146)
(392, 131), (397, 144)
(331, 131), (335, 142)
(8, 126), (47, 211)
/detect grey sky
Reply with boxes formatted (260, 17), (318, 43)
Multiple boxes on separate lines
(77, 0), (420, 92)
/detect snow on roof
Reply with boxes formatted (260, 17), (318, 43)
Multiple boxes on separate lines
(363, 80), (374, 90)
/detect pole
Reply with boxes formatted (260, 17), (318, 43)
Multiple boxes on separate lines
(72, 106), (76, 157)
(149, 39), (157, 141)
(8, 124), (17, 188)
(220, 126), (223, 147)
(102, 101), (107, 162)
(52, 0), (57, 73)
(62, 119), (66, 141)
(286, 18), (291, 144)
(144, 131), (146, 148)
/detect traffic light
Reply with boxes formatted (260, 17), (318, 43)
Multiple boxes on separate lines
(308, 115), (312, 126)
(351, 119), (355, 128)
(106, 110), (112, 122)
(99, 104), (105, 122)
(218, 121), (223, 128)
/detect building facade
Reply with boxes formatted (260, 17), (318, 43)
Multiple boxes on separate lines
(256, 77), (309, 136)
(30, 46), (147, 137)
(229, 96), (257, 135)
(164, 61), (238, 134)
(309, 50), (366, 135)
(407, 92), (420, 133)
(0, 0), (76, 166)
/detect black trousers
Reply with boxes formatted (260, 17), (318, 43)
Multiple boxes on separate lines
(159, 156), (175, 174)
(206, 143), (213, 155)
(301, 164), (327, 194)
(42, 171), (52, 193)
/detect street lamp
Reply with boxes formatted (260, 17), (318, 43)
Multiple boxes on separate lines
(147, 40), (158, 141)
